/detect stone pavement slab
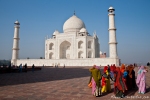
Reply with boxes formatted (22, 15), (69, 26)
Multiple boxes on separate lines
(0, 67), (150, 100)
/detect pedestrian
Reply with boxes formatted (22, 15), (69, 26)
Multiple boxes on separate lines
(147, 62), (150, 66)
(114, 67), (127, 98)
(147, 62), (150, 69)
(107, 64), (110, 72)
(24, 64), (27, 72)
(101, 66), (113, 93)
(134, 63), (136, 67)
(89, 65), (101, 97)
(126, 65), (135, 90)
(64, 64), (65, 68)
(8, 64), (11, 73)
(136, 66), (148, 94)
(110, 64), (116, 80)
(32, 64), (35, 72)
(19, 64), (22, 72)
(120, 64), (128, 89)
(131, 65), (136, 89)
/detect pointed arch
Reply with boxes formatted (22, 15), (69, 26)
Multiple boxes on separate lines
(49, 52), (54, 59)
(78, 51), (83, 58)
(60, 41), (71, 59)
(78, 41), (83, 49)
(88, 51), (92, 58)
(88, 41), (92, 49)
(49, 43), (54, 50)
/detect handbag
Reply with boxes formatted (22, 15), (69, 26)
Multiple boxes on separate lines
(88, 81), (92, 88)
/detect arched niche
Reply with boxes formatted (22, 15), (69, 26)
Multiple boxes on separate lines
(60, 41), (71, 59)
(78, 51), (83, 58)
(78, 41), (83, 49)
(49, 52), (54, 59)
(49, 43), (54, 50)
(88, 41), (92, 49)
(88, 51), (92, 58)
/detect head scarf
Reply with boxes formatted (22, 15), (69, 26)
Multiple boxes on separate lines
(120, 64), (125, 73)
(113, 64), (116, 69)
(110, 65), (116, 72)
(95, 66), (100, 70)
(137, 66), (144, 74)
(128, 65), (134, 78)
(93, 65), (96, 68)
(103, 66), (108, 73)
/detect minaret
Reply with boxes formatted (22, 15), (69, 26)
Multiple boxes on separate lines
(108, 7), (118, 58)
(12, 20), (20, 65)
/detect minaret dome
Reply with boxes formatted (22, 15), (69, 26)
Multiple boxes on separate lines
(14, 20), (20, 25)
(108, 6), (115, 14)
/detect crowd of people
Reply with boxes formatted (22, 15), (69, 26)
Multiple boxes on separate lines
(88, 64), (148, 98)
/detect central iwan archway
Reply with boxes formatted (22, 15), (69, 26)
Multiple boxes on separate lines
(60, 41), (71, 59)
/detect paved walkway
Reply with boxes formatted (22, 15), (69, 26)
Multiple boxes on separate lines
(0, 66), (150, 100)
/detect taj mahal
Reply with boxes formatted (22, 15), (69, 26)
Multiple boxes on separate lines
(11, 7), (120, 67)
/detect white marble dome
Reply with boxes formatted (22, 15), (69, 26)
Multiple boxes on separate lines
(63, 15), (85, 33)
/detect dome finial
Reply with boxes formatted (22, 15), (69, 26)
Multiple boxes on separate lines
(74, 10), (75, 15)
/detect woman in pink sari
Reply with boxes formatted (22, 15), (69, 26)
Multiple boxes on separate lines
(136, 66), (148, 94)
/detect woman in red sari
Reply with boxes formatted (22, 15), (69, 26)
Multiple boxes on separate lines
(120, 64), (128, 88)
(114, 67), (127, 98)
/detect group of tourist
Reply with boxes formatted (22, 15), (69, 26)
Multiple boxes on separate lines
(19, 63), (28, 72)
(88, 64), (148, 98)
(0, 63), (35, 73)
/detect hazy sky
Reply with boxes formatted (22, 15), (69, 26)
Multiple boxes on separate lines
(0, 0), (150, 65)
